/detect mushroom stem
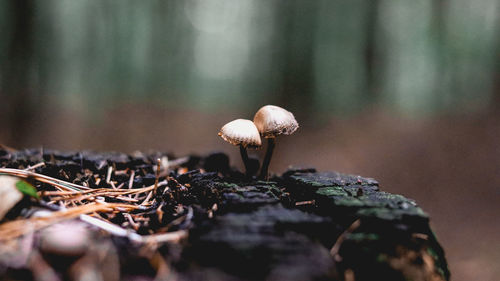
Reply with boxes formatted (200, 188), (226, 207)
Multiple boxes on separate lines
(259, 138), (275, 180)
(239, 145), (251, 177)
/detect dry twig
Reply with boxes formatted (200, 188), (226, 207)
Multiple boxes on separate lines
(330, 219), (361, 262)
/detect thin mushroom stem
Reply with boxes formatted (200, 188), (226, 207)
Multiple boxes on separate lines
(259, 138), (275, 180)
(239, 145), (251, 177)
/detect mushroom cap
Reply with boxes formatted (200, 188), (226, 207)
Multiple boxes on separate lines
(40, 222), (90, 256)
(218, 119), (262, 148)
(253, 105), (299, 138)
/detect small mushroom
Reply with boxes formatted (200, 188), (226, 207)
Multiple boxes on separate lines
(40, 222), (90, 257)
(218, 119), (262, 177)
(253, 105), (298, 179)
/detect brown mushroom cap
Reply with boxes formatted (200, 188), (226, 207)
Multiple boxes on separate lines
(218, 119), (262, 148)
(253, 105), (299, 138)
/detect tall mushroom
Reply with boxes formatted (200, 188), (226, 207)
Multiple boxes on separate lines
(218, 119), (262, 177)
(253, 105), (298, 179)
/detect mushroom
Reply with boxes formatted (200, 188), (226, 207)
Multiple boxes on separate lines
(218, 119), (262, 177)
(253, 105), (298, 179)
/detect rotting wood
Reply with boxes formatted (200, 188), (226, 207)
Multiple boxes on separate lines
(0, 148), (449, 281)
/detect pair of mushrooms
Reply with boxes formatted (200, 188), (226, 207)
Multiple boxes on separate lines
(218, 105), (298, 179)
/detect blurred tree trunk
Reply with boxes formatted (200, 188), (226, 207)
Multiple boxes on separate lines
(0, 0), (35, 146)
(273, 0), (318, 119)
(364, 0), (379, 101)
(493, 40), (500, 110)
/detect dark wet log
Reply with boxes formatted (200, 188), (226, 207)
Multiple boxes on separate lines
(0, 149), (449, 281)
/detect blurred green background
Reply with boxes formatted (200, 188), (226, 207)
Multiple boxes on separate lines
(0, 1), (499, 280)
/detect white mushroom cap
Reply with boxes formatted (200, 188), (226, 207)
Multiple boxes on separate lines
(253, 105), (299, 138)
(218, 119), (262, 148)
